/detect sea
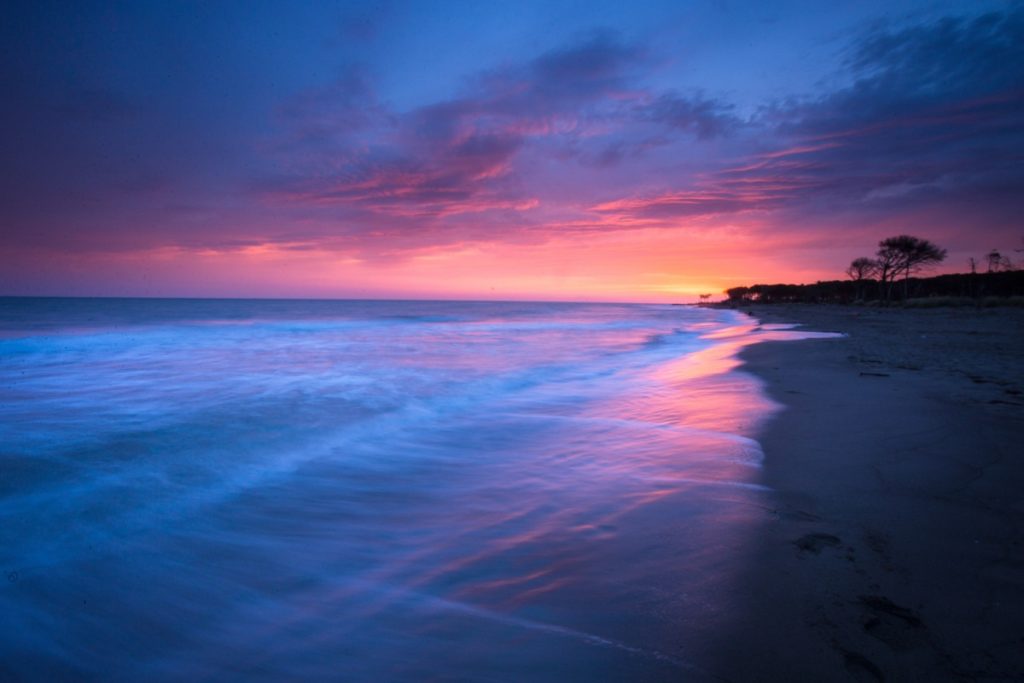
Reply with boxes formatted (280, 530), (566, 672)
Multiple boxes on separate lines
(0, 298), (834, 681)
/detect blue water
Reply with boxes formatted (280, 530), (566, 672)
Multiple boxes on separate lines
(0, 298), (829, 681)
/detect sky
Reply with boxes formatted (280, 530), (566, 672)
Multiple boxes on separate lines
(2, 0), (1022, 301)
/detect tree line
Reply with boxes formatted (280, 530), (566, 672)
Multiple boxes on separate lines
(722, 235), (1024, 305)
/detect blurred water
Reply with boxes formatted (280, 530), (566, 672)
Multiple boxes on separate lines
(0, 298), (833, 681)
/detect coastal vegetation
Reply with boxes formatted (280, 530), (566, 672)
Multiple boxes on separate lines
(722, 235), (1024, 305)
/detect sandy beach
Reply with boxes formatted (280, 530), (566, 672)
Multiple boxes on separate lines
(715, 305), (1024, 681)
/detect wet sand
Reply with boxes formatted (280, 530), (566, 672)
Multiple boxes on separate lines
(716, 305), (1024, 681)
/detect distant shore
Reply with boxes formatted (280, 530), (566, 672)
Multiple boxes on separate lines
(714, 304), (1024, 681)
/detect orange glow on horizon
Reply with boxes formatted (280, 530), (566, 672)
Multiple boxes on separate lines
(1, 221), (973, 302)
(4, 224), (860, 299)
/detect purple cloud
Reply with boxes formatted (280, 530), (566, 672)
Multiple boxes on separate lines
(3, 6), (1020, 265)
(594, 9), (1024, 242)
(262, 32), (736, 237)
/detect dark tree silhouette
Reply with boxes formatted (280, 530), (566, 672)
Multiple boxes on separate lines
(874, 242), (902, 302)
(987, 250), (1003, 272)
(876, 235), (947, 301)
(986, 249), (1015, 272)
(845, 257), (877, 301)
(846, 257), (878, 280)
(718, 234), (1024, 307)
(725, 286), (751, 303)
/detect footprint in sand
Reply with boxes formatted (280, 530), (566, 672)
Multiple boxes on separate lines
(842, 649), (885, 682)
(794, 532), (842, 554)
(858, 595), (927, 652)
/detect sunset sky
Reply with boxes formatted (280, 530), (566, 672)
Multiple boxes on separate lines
(2, 0), (1022, 301)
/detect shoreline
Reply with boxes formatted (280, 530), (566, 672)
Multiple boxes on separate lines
(715, 305), (1024, 681)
